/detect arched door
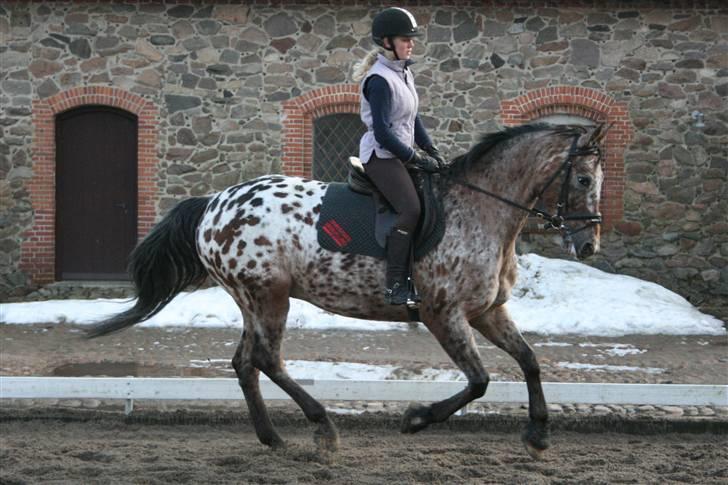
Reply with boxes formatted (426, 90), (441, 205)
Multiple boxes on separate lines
(55, 106), (138, 280)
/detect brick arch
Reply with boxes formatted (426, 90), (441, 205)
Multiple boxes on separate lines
(281, 84), (360, 177)
(22, 86), (160, 284)
(501, 86), (632, 230)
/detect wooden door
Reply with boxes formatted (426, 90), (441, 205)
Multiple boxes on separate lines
(55, 106), (138, 280)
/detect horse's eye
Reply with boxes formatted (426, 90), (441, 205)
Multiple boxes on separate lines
(577, 176), (591, 188)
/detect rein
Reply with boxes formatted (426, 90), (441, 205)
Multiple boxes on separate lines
(448, 134), (603, 236)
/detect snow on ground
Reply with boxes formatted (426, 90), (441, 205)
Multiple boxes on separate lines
(188, 359), (468, 382)
(1, 254), (724, 337)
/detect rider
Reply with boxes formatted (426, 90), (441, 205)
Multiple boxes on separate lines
(353, 7), (445, 305)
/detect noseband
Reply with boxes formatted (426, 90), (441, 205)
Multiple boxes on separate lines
(450, 134), (603, 237)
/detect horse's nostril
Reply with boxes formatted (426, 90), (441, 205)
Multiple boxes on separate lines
(579, 243), (595, 258)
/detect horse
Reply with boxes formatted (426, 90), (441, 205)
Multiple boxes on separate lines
(87, 123), (607, 460)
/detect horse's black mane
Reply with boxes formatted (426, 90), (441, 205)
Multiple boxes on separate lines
(446, 123), (584, 177)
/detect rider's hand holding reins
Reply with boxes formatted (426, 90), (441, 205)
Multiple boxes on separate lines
(424, 145), (446, 166)
(409, 152), (442, 173)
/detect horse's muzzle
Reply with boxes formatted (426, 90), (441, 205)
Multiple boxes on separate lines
(577, 241), (595, 259)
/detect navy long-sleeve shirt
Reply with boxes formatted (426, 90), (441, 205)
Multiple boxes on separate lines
(363, 74), (433, 162)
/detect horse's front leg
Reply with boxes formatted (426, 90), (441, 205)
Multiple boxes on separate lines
(401, 312), (489, 434)
(469, 305), (549, 460)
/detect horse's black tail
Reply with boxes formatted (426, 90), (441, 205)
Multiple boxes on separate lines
(86, 197), (211, 338)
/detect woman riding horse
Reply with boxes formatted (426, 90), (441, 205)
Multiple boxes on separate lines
(353, 7), (445, 305)
(87, 121), (607, 460)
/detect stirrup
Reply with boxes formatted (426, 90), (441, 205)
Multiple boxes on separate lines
(385, 282), (409, 305)
(406, 278), (421, 308)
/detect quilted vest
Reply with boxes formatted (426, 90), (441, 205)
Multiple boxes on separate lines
(359, 54), (419, 163)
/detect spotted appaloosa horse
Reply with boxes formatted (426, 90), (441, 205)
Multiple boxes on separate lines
(88, 123), (607, 459)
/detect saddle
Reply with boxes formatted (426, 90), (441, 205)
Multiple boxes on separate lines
(316, 157), (446, 261)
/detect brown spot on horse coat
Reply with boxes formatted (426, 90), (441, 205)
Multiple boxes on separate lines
(254, 236), (272, 246)
(246, 216), (262, 226)
(434, 288), (448, 314)
(237, 240), (247, 256)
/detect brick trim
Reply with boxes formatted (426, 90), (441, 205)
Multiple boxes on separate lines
(22, 86), (160, 284)
(501, 86), (632, 230)
(281, 84), (360, 178)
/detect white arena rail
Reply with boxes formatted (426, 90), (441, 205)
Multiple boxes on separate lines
(1, 377), (726, 415)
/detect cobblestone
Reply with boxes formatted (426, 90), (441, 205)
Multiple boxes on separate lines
(3, 398), (726, 423)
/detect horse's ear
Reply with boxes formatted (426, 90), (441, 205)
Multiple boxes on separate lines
(590, 122), (613, 145)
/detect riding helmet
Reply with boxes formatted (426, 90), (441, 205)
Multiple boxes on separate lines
(372, 7), (422, 50)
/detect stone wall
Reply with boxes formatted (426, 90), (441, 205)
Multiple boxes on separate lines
(0, 1), (726, 320)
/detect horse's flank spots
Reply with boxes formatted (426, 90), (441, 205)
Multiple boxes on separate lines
(254, 236), (272, 246)
(236, 240), (247, 256)
(243, 216), (261, 226)
(292, 234), (303, 251)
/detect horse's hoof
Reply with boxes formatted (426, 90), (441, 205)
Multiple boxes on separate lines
(265, 437), (286, 451)
(314, 419), (340, 453)
(523, 441), (547, 461)
(521, 421), (550, 461)
(401, 403), (432, 434)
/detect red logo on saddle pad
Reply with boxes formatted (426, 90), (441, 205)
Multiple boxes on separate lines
(322, 219), (352, 248)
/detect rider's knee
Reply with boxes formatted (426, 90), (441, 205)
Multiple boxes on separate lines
(399, 207), (421, 233)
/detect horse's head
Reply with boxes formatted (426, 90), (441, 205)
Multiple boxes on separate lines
(559, 123), (608, 260)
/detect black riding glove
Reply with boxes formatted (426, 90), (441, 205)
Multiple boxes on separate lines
(424, 145), (446, 166)
(409, 153), (441, 173)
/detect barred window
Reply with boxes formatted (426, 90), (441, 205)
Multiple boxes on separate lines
(313, 113), (366, 182)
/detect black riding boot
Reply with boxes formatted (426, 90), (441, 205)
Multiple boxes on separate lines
(385, 229), (412, 305)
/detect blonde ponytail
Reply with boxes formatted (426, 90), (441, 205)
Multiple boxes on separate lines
(352, 49), (379, 82)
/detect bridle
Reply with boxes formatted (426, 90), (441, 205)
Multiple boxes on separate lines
(448, 134), (603, 237)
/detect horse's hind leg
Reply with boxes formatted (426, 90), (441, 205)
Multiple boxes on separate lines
(469, 305), (549, 460)
(257, 354), (339, 455)
(231, 322), (284, 449)
(247, 280), (339, 455)
(401, 314), (490, 434)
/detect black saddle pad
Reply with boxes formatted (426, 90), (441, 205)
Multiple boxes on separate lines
(316, 182), (445, 260)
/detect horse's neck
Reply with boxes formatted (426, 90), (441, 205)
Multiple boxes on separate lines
(448, 136), (568, 240)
